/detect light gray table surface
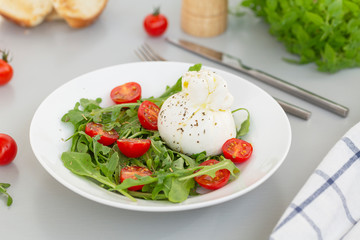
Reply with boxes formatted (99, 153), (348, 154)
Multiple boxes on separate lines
(1, 1), (360, 239)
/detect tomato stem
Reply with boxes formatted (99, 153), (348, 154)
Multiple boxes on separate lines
(0, 50), (10, 63)
(152, 6), (160, 16)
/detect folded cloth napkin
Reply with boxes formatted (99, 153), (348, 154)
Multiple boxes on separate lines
(270, 121), (360, 240)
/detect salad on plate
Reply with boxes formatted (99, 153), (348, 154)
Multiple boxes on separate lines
(60, 64), (253, 203)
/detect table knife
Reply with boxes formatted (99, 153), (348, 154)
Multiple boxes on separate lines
(166, 37), (349, 118)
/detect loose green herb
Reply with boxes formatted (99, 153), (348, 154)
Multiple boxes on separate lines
(0, 183), (13, 206)
(241, 0), (360, 73)
(61, 63), (249, 203)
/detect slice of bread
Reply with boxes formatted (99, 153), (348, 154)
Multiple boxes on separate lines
(52, 0), (108, 28)
(0, 0), (53, 27)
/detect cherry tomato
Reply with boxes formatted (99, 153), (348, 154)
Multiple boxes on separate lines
(120, 166), (152, 191)
(0, 133), (17, 166)
(110, 82), (141, 104)
(117, 138), (151, 158)
(85, 122), (119, 146)
(194, 159), (230, 190)
(138, 101), (160, 130)
(143, 7), (168, 37)
(222, 138), (253, 163)
(0, 51), (13, 86)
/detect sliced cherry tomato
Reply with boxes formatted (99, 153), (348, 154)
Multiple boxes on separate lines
(0, 133), (17, 166)
(222, 138), (253, 163)
(120, 166), (153, 191)
(138, 101), (160, 130)
(117, 138), (151, 158)
(143, 7), (168, 37)
(110, 82), (141, 104)
(0, 51), (13, 86)
(85, 122), (119, 146)
(194, 159), (230, 190)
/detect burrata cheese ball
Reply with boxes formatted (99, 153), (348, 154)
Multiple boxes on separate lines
(157, 69), (236, 156)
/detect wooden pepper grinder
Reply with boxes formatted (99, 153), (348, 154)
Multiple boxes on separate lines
(181, 0), (228, 37)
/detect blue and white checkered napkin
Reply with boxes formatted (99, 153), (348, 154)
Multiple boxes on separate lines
(270, 122), (360, 240)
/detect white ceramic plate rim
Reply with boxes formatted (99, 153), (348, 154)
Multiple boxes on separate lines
(30, 61), (292, 212)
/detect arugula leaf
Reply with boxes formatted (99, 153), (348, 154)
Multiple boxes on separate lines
(61, 103), (88, 130)
(144, 63), (203, 106)
(102, 151), (119, 182)
(127, 190), (168, 200)
(80, 98), (102, 112)
(167, 177), (195, 203)
(158, 77), (182, 100)
(61, 152), (115, 187)
(232, 108), (250, 138)
(61, 98), (102, 130)
(179, 159), (240, 181)
(178, 152), (197, 167)
(116, 176), (157, 190)
(61, 151), (134, 200)
(188, 63), (202, 71)
(90, 102), (140, 125)
(0, 183), (13, 207)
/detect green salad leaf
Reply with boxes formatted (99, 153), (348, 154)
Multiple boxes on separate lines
(240, 0), (360, 73)
(232, 108), (251, 138)
(143, 63), (202, 106)
(0, 183), (13, 206)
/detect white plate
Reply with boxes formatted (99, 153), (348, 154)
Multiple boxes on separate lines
(30, 62), (291, 212)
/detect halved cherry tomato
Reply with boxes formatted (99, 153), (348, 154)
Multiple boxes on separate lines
(0, 51), (13, 86)
(143, 8), (168, 37)
(110, 82), (141, 104)
(138, 101), (160, 130)
(120, 166), (153, 191)
(85, 122), (119, 146)
(117, 138), (151, 158)
(0, 133), (17, 166)
(222, 138), (253, 163)
(194, 159), (230, 190)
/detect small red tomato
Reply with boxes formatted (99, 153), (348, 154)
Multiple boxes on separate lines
(194, 159), (230, 190)
(120, 166), (153, 191)
(143, 7), (168, 37)
(117, 138), (151, 158)
(0, 51), (13, 86)
(222, 138), (253, 163)
(0, 133), (17, 166)
(138, 101), (160, 130)
(110, 82), (141, 104)
(85, 122), (119, 146)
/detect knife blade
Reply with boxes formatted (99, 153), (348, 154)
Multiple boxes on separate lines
(166, 37), (349, 118)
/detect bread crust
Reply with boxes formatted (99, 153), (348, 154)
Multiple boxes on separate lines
(0, 12), (40, 27)
(0, 0), (53, 27)
(0, 0), (108, 28)
(52, 0), (108, 28)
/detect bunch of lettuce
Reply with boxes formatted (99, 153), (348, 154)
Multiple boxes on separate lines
(241, 0), (360, 73)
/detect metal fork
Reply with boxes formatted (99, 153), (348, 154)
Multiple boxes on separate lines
(135, 43), (312, 120)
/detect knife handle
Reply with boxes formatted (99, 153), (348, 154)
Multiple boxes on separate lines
(246, 69), (349, 117)
(274, 98), (311, 120)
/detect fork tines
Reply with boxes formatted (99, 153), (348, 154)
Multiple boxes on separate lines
(135, 43), (166, 61)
